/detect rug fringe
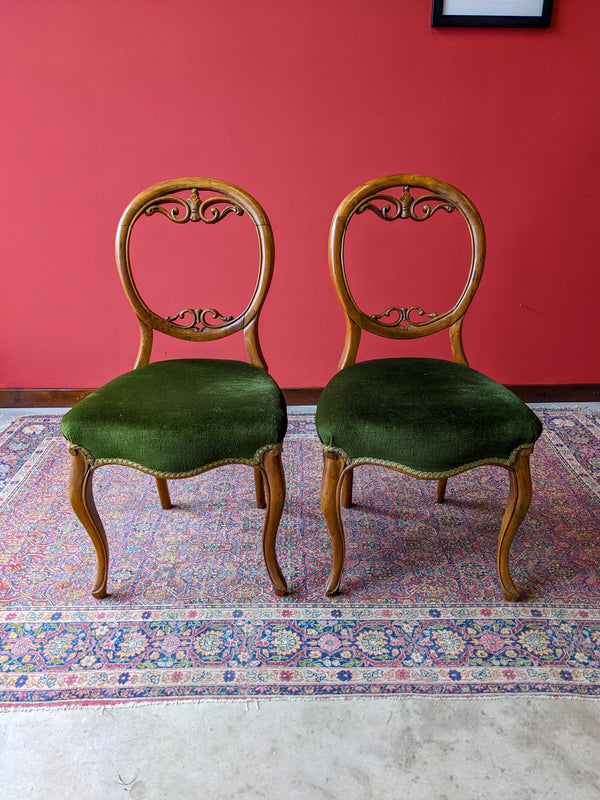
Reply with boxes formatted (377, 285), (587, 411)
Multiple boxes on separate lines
(3, 692), (600, 715)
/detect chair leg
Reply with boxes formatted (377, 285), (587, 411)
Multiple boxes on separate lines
(497, 449), (533, 602)
(436, 477), (448, 504)
(341, 468), (354, 508)
(254, 467), (266, 509)
(260, 448), (288, 597)
(321, 451), (346, 596)
(155, 477), (173, 509)
(68, 448), (109, 599)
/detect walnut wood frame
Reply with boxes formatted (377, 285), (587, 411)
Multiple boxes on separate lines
(67, 178), (287, 598)
(330, 175), (486, 370)
(321, 174), (535, 601)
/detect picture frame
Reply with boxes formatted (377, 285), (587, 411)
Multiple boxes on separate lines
(431, 0), (553, 28)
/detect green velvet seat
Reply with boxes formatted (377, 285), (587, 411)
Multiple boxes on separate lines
(61, 359), (287, 475)
(317, 174), (543, 602)
(316, 357), (542, 476)
(61, 178), (288, 600)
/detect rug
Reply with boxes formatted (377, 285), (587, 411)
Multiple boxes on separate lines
(1, 409), (599, 706)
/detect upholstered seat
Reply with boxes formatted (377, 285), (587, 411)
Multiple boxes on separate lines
(316, 357), (542, 475)
(61, 178), (288, 599)
(316, 174), (543, 601)
(62, 359), (287, 475)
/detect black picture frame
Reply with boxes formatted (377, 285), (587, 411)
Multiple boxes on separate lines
(431, 0), (553, 28)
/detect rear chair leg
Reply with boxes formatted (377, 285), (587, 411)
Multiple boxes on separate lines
(321, 451), (346, 596)
(155, 477), (173, 509)
(341, 469), (354, 508)
(254, 467), (266, 509)
(436, 477), (448, 504)
(68, 448), (109, 599)
(260, 448), (287, 596)
(497, 449), (533, 602)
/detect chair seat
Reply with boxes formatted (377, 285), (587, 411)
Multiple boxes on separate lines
(316, 358), (542, 476)
(61, 359), (287, 475)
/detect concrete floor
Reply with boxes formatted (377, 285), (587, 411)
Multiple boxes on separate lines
(2, 696), (600, 799)
(1, 406), (600, 799)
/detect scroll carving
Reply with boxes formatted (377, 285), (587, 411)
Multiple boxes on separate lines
(371, 305), (437, 327)
(145, 188), (244, 224)
(165, 307), (234, 332)
(357, 186), (455, 221)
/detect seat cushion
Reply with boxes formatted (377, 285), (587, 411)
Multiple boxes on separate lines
(61, 359), (287, 475)
(316, 358), (542, 476)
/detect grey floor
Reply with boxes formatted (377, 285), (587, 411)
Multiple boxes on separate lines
(1, 406), (599, 799)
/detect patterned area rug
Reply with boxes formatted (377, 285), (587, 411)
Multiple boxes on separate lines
(1, 409), (599, 706)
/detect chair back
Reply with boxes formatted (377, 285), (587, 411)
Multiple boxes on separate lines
(115, 178), (274, 369)
(329, 174), (486, 369)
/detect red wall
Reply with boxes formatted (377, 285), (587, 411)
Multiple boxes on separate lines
(2, 0), (599, 389)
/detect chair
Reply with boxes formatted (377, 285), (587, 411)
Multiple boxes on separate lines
(316, 174), (542, 601)
(61, 178), (288, 598)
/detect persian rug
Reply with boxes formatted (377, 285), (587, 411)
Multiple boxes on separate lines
(1, 409), (599, 707)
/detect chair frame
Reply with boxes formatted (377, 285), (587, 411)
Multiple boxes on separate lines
(321, 174), (534, 601)
(66, 178), (287, 598)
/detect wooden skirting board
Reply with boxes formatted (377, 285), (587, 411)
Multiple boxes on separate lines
(1, 385), (599, 407)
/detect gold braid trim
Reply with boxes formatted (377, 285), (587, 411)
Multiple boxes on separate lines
(66, 442), (282, 478)
(321, 443), (536, 479)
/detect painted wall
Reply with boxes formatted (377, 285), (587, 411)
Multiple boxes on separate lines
(2, 0), (599, 389)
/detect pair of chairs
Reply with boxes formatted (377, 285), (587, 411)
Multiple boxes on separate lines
(60, 176), (542, 602)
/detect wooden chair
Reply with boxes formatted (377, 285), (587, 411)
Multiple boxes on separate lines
(61, 178), (288, 598)
(316, 174), (542, 601)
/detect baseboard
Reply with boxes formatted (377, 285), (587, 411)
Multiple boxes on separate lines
(507, 384), (600, 402)
(0, 388), (323, 407)
(1, 384), (599, 407)
(0, 389), (95, 407)
(282, 387), (323, 405)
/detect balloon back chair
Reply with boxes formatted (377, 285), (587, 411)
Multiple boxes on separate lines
(316, 174), (542, 601)
(61, 178), (288, 599)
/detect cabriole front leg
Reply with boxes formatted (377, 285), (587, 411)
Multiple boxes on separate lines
(68, 448), (109, 599)
(497, 448), (533, 602)
(260, 448), (288, 597)
(321, 451), (346, 596)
